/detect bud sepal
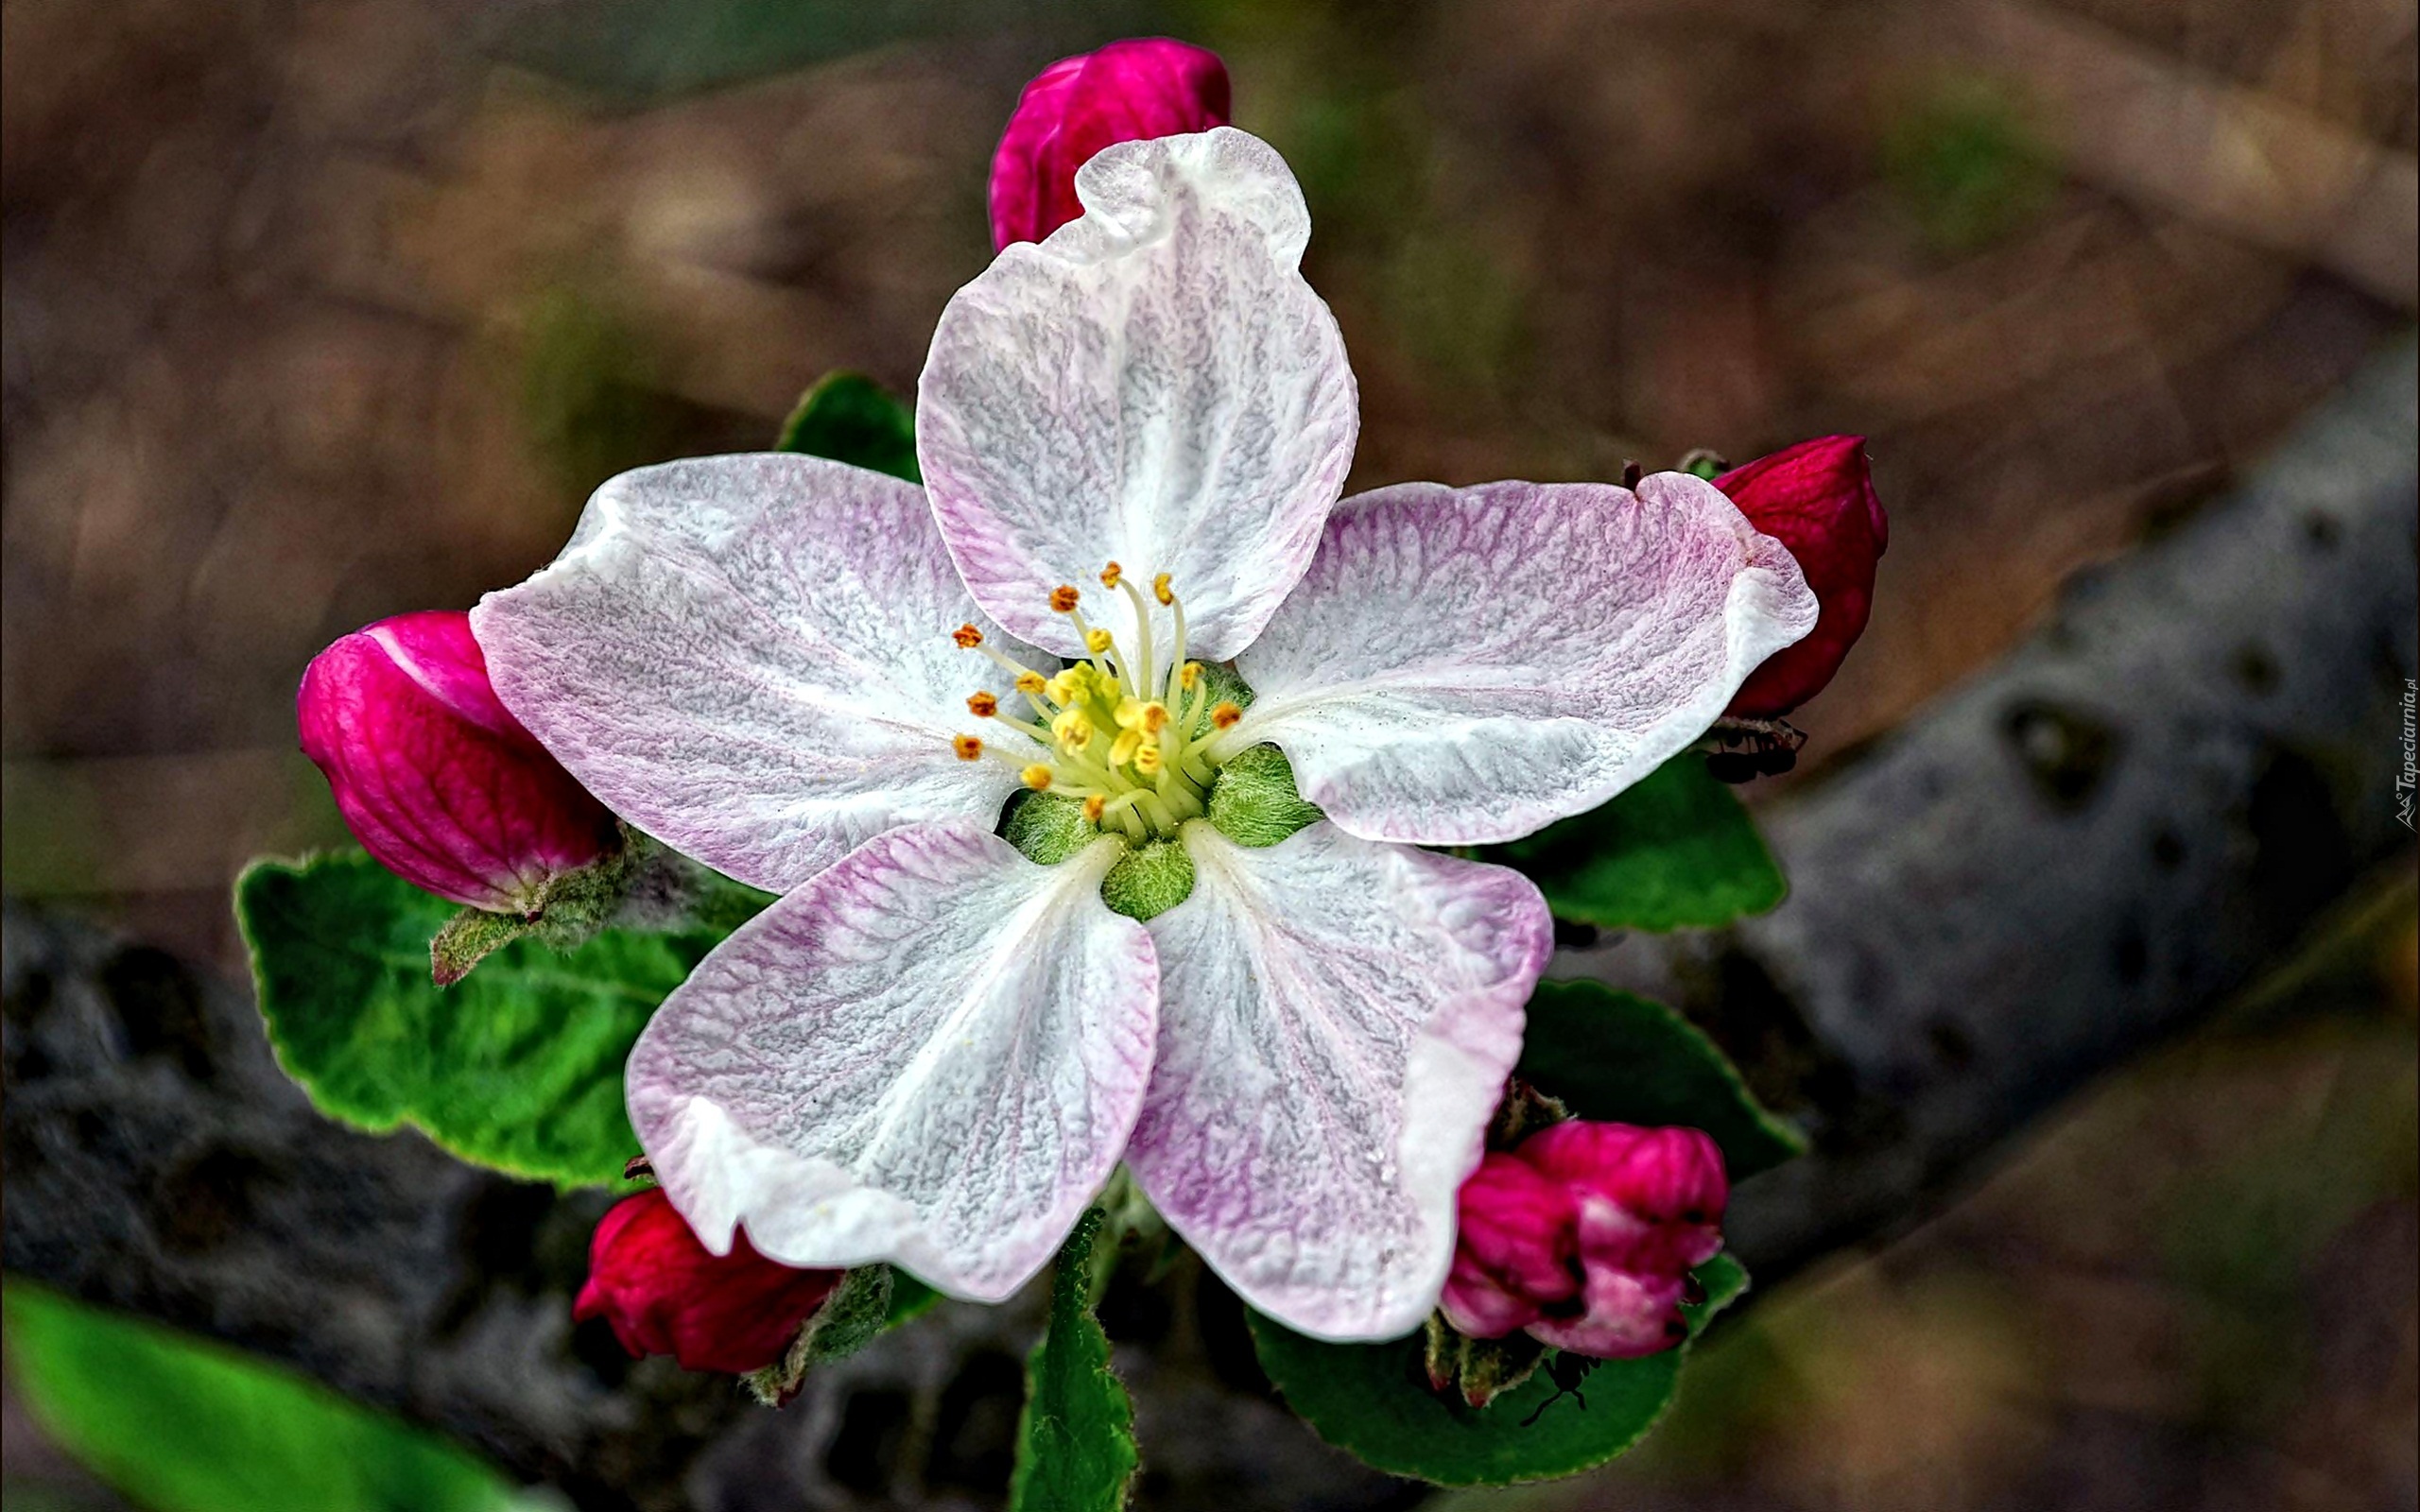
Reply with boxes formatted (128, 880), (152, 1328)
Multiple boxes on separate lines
(741, 1264), (898, 1407)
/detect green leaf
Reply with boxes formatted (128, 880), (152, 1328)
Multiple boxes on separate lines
(1484, 753), (1783, 931)
(1251, 1255), (1748, 1486)
(236, 850), (760, 1189)
(885, 1271), (942, 1328)
(1518, 981), (1805, 1178)
(3, 1281), (531, 1512)
(1008, 1209), (1137, 1512)
(775, 370), (919, 482)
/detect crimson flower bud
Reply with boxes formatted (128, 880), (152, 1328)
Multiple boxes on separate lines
(574, 1188), (844, 1376)
(1440, 1121), (1729, 1362)
(1716, 435), (1889, 717)
(1439, 1152), (1577, 1339)
(988, 38), (1231, 250)
(298, 610), (619, 912)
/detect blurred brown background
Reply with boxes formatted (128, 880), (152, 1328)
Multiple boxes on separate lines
(4, 0), (2413, 1508)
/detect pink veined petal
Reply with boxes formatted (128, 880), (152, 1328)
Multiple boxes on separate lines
(472, 454), (1054, 894)
(626, 822), (1159, 1303)
(1227, 472), (1819, 846)
(1126, 821), (1548, 1341)
(922, 127), (1357, 663)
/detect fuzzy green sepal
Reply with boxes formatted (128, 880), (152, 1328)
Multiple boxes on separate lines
(1205, 744), (1325, 848)
(1001, 790), (1099, 866)
(1099, 838), (1194, 921)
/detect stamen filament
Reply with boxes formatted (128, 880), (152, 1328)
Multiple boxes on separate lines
(987, 712), (1057, 745)
(1162, 593), (1190, 708)
(1134, 790), (1183, 833)
(1066, 606), (1125, 689)
(950, 572), (1226, 844)
(1115, 575), (1157, 696)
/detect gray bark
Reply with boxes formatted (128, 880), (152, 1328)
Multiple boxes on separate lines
(1582, 335), (2419, 1280)
(4, 340), (2413, 1510)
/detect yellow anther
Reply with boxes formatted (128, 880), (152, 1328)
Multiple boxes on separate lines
(1113, 698), (1148, 730)
(953, 624), (984, 649)
(1021, 765), (1054, 791)
(1014, 670), (1047, 696)
(1210, 701), (1243, 730)
(1132, 743), (1164, 775)
(1139, 701), (1169, 734)
(1099, 561), (1124, 589)
(1085, 627), (1114, 654)
(1051, 710), (1095, 746)
(966, 691), (999, 718)
(1179, 662), (1203, 691)
(1110, 728), (1144, 767)
(953, 734), (985, 761)
(1081, 795), (1108, 823)
(1050, 585), (1081, 613)
(1152, 573), (1174, 607)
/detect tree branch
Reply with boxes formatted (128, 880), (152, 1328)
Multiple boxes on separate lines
(1573, 336), (2419, 1281)
(5, 340), (2412, 1510)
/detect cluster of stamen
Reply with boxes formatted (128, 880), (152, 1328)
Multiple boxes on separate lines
(949, 565), (1241, 842)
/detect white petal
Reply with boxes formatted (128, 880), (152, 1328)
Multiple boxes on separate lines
(1128, 821), (1547, 1340)
(918, 127), (1357, 662)
(473, 454), (1052, 893)
(627, 822), (1158, 1302)
(1228, 473), (1818, 845)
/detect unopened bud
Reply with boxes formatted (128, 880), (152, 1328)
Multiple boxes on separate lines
(298, 611), (617, 913)
(989, 40), (1231, 250)
(1438, 1120), (1729, 1365)
(574, 1188), (843, 1376)
(1716, 436), (1888, 716)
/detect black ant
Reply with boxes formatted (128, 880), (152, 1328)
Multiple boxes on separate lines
(1520, 1352), (1600, 1426)
(1518, 1296), (1700, 1428)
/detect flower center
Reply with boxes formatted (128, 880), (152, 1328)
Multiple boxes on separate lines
(949, 564), (1244, 844)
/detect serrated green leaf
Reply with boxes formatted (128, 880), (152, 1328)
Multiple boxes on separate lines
(1485, 753), (1783, 931)
(236, 850), (759, 1189)
(1008, 1209), (1137, 1512)
(775, 370), (919, 482)
(1249, 1255), (1749, 1486)
(1518, 981), (1805, 1178)
(4, 1281), (531, 1512)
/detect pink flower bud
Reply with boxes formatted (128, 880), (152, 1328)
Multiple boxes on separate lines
(574, 1188), (844, 1376)
(988, 38), (1231, 250)
(298, 610), (618, 912)
(1716, 435), (1889, 717)
(1440, 1121), (1730, 1362)
(1439, 1152), (1577, 1339)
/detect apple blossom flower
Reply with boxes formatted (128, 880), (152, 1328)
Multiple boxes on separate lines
(576, 1187), (843, 1374)
(989, 38), (1230, 249)
(1716, 435), (1888, 717)
(473, 129), (1814, 1341)
(298, 610), (619, 912)
(1440, 1122), (1727, 1360)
